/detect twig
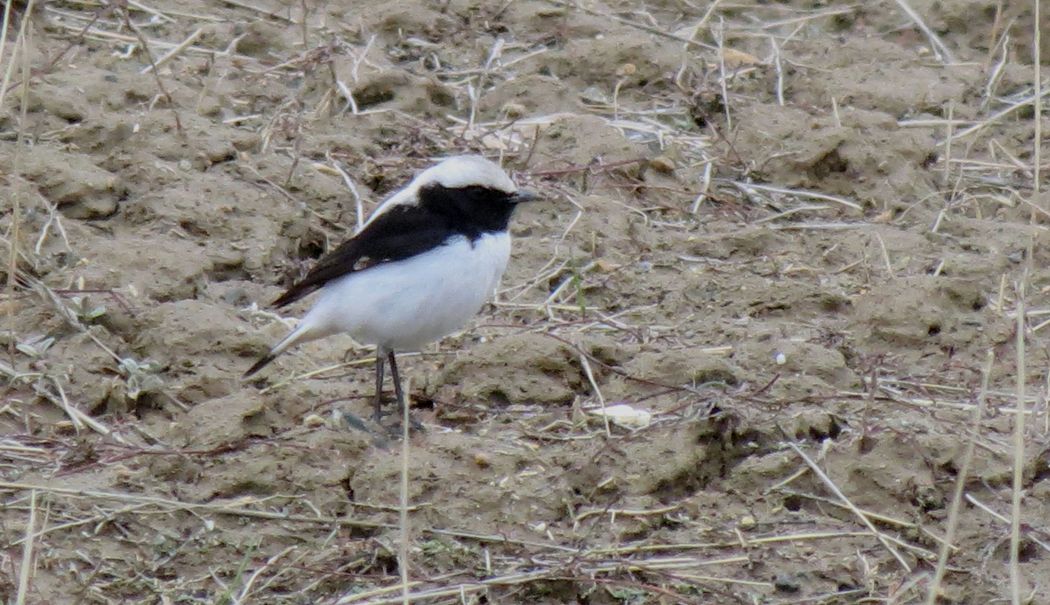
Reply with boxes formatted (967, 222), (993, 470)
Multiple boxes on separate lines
(15, 489), (37, 605)
(578, 351), (610, 437)
(588, 531), (877, 557)
(127, 0), (174, 22)
(50, 21), (257, 64)
(926, 350), (994, 605)
(399, 378), (411, 605)
(714, 17), (732, 131)
(769, 35), (785, 106)
(0, 479), (581, 557)
(873, 232), (894, 277)
(0, 480), (393, 528)
(1010, 276), (1027, 605)
(540, 0), (717, 52)
(759, 6), (856, 29)
(234, 546), (296, 602)
(943, 100), (954, 188)
(676, 0), (722, 50)
(727, 181), (863, 211)
(1032, 0), (1044, 222)
(337, 555), (749, 604)
(944, 87), (1050, 145)
(690, 161), (713, 214)
(118, 5), (182, 132)
(219, 0), (296, 22)
(786, 441), (912, 571)
(34, 377), (114, 439)
(0, 0), (16, 97)
(752, 204), (832, 224)
(965, 493), (1050, 553)
(767, 221), (871, 231)
(5, 0), (31, 360)
(892, 0), (956, 63)
(140, 26), (203, 74)
(1010, 8), (1040, 598)
(466, 37), (504, 131)
(323, 156), (366, 232)
(775, 489), (946, 552)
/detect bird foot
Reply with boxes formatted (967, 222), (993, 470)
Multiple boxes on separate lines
(375, 412), (426, 437)
(339, 409), (425, 440)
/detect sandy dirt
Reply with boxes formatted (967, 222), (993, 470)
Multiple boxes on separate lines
(2, 0), (1050, 603)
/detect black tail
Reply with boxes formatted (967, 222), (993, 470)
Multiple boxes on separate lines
(243, 352), (277, 378)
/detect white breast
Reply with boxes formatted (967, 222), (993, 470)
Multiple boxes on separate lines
(299, 233), (511, 351)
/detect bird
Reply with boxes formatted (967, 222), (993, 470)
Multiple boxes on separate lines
(244, 155), (537, 428)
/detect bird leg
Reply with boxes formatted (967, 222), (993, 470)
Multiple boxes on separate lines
(373, 349), (387, 423)
(387, 351), (424, 433)
(387, 351), (405, 417)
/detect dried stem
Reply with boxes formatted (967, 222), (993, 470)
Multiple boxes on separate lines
(925, 350), (994, 605)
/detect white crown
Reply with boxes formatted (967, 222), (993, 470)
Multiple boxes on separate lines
(364, 155), (518, 229)
(412, 155), (517, 193)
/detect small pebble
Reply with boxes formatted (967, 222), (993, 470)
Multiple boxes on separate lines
(579, 86), (607, 104)
(648, 155), (676, 174)
(473, 452), (492, 468)
(738, 514), (756, 530)
(502, 102), (526, 118)
(303, 413), (326, 427)
(774, 573), (801, 593)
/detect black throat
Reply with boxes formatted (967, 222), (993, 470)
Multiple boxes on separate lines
(417, 183), (518, 241)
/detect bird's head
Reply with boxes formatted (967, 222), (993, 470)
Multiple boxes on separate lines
(415, 155), (537, 205)
(363, 155), (538, 231)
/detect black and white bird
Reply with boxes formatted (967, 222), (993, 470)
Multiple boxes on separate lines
(245, 155), (536, 425)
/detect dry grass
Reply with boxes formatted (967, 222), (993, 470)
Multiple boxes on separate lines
(2, 0), (1050, 603)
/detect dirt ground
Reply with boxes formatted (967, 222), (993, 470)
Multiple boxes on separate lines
(2, 0), (1050, 603)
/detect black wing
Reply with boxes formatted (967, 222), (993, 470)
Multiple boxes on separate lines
(272, 205), (453, 308)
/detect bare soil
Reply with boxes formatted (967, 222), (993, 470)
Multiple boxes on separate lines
(2, 1), (1050, 603)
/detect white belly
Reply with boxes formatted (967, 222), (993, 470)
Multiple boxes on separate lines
(299, 233), (511, 351)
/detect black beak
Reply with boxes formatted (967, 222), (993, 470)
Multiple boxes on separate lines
(510, 189), (539, 204)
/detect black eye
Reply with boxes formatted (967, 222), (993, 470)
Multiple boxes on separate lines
(466, 186), (508, 203)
